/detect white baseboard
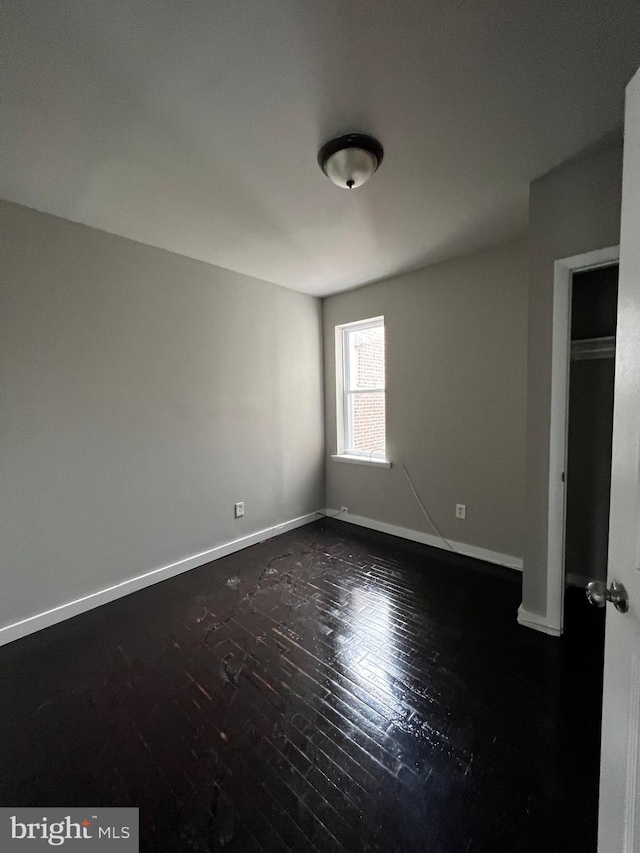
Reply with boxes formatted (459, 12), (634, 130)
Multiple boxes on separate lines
(517, 604), (562, 637)
(321, 508), (522, 571)
(0, 511), (319, 648)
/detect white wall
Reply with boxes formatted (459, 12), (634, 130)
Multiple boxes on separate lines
(522, 136), (623, 621)
(323, 237), (528, 563)
(0, 201), (324, 634)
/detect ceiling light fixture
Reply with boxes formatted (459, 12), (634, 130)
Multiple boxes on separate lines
(317, 133), (384, 189)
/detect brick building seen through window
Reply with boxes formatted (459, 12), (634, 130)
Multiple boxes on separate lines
(337, 317), (385, 458)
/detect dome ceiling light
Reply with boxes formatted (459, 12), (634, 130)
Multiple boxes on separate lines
(317, 133), (384, 189)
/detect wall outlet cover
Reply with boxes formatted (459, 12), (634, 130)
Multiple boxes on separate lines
(234, 502), (244, 518)
(456, 504), (466, 519)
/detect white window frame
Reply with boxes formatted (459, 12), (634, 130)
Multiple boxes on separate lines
(333, 316), (389, 466)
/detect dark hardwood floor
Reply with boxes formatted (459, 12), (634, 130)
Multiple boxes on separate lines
(0, 520), (604, 852)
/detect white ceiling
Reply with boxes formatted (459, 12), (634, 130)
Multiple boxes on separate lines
(2, 1), (639, 296)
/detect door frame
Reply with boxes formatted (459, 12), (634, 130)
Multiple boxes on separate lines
(546, 245), (620, 636)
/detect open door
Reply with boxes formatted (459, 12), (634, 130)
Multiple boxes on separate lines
(598, 65), (640, 852)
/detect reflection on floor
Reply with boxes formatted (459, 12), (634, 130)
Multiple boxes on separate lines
(0, 520), (604, 852)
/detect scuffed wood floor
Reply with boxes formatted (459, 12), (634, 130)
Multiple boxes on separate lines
(0, 520), (604, 852)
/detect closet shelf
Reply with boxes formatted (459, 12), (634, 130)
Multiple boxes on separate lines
(571, 336), (615, 361)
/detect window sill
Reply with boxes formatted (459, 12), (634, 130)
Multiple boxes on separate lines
(331, 454), (391, 469)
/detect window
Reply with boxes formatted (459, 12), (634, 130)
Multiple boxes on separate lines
(335, 316), (387, 463)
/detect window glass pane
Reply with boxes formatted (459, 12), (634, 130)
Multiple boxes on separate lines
(349, 391), (385, 455)
(346, 325), (385, 390)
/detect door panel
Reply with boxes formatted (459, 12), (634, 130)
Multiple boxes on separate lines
(598, 65), (640, 853)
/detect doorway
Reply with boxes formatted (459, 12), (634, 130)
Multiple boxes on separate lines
(545, 246), (620, 636)
(564, 264), (618, 594)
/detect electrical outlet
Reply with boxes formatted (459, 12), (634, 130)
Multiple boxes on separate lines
(340, 505), (349, 514)
(456, 504), (466, 520)
(234, 502), (244, 518)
